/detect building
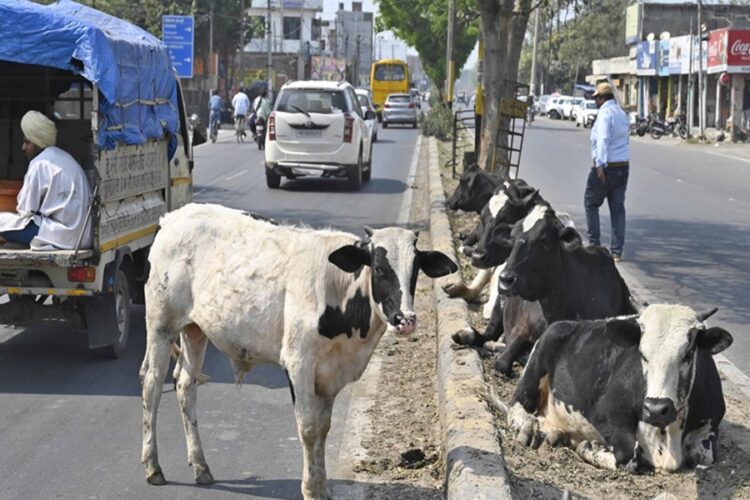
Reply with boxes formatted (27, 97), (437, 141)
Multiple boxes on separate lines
(333, 5), (373, 86)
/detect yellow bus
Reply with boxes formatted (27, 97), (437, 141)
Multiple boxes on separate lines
(370, 59), (410, 119)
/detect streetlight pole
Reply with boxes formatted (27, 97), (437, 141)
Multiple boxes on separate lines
(529, 7), (540, 96)
(445, 0), (456, 107)
(238, 0), (245, 88)
(698, 0), (705, 139)
(267, 0), (273, 99)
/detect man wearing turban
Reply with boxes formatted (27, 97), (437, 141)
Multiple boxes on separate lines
(0, 111), (92, 250)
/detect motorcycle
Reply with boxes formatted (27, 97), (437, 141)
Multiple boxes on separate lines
(671, 114), (689, 140)
(649, 113), (688, 140)
(255, 117), (265, 150)
(630, 115), (649, 137)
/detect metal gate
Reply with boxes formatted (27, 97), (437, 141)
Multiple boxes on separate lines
(492, 81), (529, 179)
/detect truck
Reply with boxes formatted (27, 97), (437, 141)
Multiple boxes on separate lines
(0, 0), (205, 357)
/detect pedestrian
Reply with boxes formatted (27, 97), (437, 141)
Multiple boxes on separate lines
(585, 82), (630, 262)
(231, 87), (251, 138)
(0, 111), (92, 249)
(251, 89), (272, 138)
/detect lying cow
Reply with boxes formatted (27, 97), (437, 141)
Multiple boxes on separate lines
(509, 305), (732, 472)
(139, 203), (457, 499)
(499, 205), (636, 323)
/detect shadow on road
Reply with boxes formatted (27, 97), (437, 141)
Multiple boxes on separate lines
(281, 177), (407, 195)
(627, 217), (750, 323)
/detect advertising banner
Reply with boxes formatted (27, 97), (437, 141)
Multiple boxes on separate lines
(625, 4), (640, 45)
(708, 29), (750, 73)
(669, 36), (690, 74)
(657, 39), (670, 77)
(636, 41), (656, 76)
(310, 56), (346, 81)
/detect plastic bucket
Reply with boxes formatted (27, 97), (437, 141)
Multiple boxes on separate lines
(0, 180), (22, 212)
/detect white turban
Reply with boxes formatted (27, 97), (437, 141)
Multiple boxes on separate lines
(21, 111), (57, 149)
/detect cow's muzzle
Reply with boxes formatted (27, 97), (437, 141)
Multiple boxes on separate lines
(642, 398), (677, 428)
(392, 312), (417, 335)
(498, 270), (517, 294)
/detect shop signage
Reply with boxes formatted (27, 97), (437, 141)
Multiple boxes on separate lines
(657, 39), (670, 77)
(707, 29), (750, 74)
(636, 41), (656, 76)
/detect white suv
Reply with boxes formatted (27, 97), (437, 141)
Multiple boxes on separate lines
(265, 80), (374, 190)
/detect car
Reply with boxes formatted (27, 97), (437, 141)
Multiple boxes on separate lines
(356, 89), (379, 142)
(538, 95), (551, 115)
(264, 80), (375, 190)
(575, 99), (598, 128)
(546, 96), (570, 120)
(562, 97), (584, 120)
(382, 93), (418, 129)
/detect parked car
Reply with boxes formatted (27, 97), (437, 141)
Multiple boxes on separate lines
(538, 94), (552, 115)
(356, 89), (379, 142)
(265, 80), (375, 190)
(575, 100), (599, 128)
(382, 93), (419, 128)
(563, 97), (584, 120)
(546, 96), (570, 119)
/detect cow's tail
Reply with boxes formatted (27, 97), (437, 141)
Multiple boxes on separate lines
(171, 343), (211, 385)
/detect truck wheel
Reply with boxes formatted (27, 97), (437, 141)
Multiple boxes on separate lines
(266, 167), (281, 189)
(95, 269), (131, 359)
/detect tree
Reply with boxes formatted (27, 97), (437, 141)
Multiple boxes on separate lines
(377, 0), (478, 101)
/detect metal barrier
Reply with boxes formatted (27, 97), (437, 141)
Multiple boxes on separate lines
(451, 109), (476, 178)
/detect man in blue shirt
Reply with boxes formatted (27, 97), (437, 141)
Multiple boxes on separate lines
(586, 82), (630, 262)
(208, 90), (222, 130)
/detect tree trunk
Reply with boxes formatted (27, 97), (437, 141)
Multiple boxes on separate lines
(476, 0), (532, 179)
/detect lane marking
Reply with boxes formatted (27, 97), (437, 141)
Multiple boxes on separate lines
(398, 134), (422, 225)
(224, 170), (247, 181)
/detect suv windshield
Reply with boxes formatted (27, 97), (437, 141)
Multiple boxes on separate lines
(277, 89), (348, 115)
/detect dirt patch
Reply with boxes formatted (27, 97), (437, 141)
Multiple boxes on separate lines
(437, 140), (750, 499)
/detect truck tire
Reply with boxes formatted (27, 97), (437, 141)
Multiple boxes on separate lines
(91, 269), (131, 359)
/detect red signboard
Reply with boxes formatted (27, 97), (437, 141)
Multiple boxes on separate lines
(708, 28), (750, 73)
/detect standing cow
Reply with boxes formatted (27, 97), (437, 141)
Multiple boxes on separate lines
(139, 203), (456, 499)
(509, 305), (732, 472)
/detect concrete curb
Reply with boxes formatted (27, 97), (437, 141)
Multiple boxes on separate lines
(426, 137), (513, 500)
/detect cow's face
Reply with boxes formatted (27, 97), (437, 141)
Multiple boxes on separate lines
(329, 227), (457, 335)
(471, 187), (542, 268)
(606, 305), (733, 429)
(447, 165), (499, 212)
(498, 205), (580, 301)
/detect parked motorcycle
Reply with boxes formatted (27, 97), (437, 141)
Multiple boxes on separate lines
(255, 117), (265, 150)
(630, 115), (649, 137)
(649, 114), (667, 140)
(649, 113), (688, 140)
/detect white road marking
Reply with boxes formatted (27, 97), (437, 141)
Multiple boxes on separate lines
(224, 170), (247, 181)
(398, 134), (422, 225)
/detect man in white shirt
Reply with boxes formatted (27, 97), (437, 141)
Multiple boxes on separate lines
(0, 111), (92, 250)
(231, 88), (251, 138)
(586, 82), (630, 262)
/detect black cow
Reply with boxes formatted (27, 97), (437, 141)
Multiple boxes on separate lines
(509, 305), (732, 472)
(498, 205), (636, 323)
(446, 164), (504, 214)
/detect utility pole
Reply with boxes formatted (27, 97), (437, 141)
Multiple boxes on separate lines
(267, 0), (273, 99)
(238, 0), (245, 88)
(209, 6), (215, 90)
(698, 0), (705, 138)
(445, 0), (456, 107)
(529, 7), (540, 96)
(475, 33), (484, 157)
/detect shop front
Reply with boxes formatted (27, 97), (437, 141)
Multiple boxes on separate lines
(707, 28), (750, 136)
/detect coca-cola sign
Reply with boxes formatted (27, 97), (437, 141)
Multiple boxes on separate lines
(708, 29), (750, 72)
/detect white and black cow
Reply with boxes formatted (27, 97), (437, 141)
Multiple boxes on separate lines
(446, 163), (505, 215)
(139, 203), (456, 500)
(498, 205), (637, 323)
(509, 304), (733, 472)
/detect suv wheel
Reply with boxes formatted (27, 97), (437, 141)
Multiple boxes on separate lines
(348, 150), (363, 190)
(266, 165), (281, 189)
(363, 145), (373, 182)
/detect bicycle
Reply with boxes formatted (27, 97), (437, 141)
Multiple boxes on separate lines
(234, 114), (246, 143)
(209, 110), (220, 143)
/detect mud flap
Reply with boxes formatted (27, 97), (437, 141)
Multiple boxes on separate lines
(84, 290), (119, 349)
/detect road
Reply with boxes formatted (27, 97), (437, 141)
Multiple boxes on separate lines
(0, 125), (420, 500)
(516, 117), (750, 374)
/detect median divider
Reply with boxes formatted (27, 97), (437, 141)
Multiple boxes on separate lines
(426, 137), (513, 500)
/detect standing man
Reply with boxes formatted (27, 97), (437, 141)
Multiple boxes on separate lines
(0, 111), (92, 249)
(231, 87), (250, 138)
(585, 82), (630, 262)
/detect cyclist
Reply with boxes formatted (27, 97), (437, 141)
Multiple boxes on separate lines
(231, 87), (250, 141)
(208, 89), (222, 142)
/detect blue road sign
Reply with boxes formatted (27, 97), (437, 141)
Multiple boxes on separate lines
(162, 15), (194, 79)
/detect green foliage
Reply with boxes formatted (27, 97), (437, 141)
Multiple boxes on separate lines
(377, 0), (478, 98)
(419, 104), (453, 142)
(518, 0), (629, 93)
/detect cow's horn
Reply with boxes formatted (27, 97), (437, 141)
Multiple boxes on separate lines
(697, 307), (719, 322)
(363, 226), (374, 237)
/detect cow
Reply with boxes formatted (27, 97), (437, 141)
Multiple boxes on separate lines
(508, 304), (733, 472)
(498, 205), (637, 323)
(446, 163), (504, 215)
(139, 203), (457, 500)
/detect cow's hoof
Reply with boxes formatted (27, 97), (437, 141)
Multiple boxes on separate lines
(508, 403), (543, 448)
(452, 327), (477, 346)
(545, 430), (570, 448)
(195, 467), (215, 485)
(442, 282), (466, 298)
(146, 469), (167, 486)
(484, 340), (505, 352)
(493, 356), (513, 376)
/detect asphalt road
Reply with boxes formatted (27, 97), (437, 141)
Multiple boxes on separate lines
(516, 117), (750, 374)
(0, 125), (420, 500)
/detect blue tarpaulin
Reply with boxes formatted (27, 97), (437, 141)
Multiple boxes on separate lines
(0, 0), (179, 158)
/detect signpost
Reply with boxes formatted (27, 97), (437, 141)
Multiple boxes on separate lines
(162, 15), (194, 79)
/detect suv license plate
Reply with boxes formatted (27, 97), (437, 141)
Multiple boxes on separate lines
(296, 130), (323, 138)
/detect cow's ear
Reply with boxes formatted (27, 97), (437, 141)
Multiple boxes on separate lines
(417, 250), (458, 278)
(696, 327), (733, 354)
(520, 188), (539, 206)
(558, 226), (582, 251)
(605, 317), (641, 347)
(329, 245), (371, 272)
